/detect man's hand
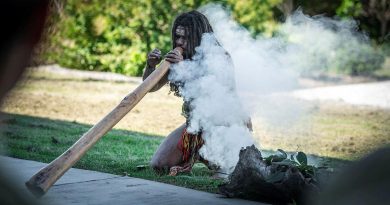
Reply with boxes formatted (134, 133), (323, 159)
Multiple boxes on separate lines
(147, 48), (162, 68)
(165, 49), (183, 64)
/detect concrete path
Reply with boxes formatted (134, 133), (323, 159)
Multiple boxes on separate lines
(0, 156), (265, 205)
(291, 81), (390, 109)
(32, 64), (142, 84)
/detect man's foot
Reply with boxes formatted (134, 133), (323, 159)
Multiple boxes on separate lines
(169, 164), (192, 176)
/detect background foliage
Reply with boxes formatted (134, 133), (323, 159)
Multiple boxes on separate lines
(36, 0), (388, 76)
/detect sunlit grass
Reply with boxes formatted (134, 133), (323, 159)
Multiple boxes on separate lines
(255, 103), (390, 160)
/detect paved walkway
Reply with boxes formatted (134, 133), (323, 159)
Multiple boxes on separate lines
(0, 156), (265, 205)
(32, 65), (142, 84)
(291, 81), (390, 109)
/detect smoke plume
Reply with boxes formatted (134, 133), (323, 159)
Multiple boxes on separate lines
(169, 4), (379, 173)
(199, 4), (378, 126)
(169, 34), (254, 173)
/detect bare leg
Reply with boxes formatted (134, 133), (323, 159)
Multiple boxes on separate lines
(150, 123), (186, 172)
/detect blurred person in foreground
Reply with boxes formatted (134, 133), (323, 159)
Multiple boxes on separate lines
(0, 1), (48, 101)
(314, 146), (390, 205)
(0, 1), (49, 204)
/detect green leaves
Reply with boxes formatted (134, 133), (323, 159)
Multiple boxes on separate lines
(266, 149), (308, 166)
(277, 149), (287, 158)
(296, 151), (307, 166)
(264, 149), (319, 182)
(336, 0), (363, 17)
(37, 0), (386, 76)
(227, 0), (281, 37)
(265, 149), (288, 164)
(38, 0), (290, 76)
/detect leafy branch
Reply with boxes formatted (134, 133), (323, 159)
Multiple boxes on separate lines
(264, 149), (321, 183)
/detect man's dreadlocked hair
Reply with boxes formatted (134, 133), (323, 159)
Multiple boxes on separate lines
(171, 10), (213, 59)
(169, 10), (214, 96)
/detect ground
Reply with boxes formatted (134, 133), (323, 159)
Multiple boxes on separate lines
(1, 65), (390, 192)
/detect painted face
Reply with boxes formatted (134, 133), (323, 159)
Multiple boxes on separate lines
(174, 26), (187, 53)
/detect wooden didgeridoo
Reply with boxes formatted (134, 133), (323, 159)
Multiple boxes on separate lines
(25, 47), (183, 197)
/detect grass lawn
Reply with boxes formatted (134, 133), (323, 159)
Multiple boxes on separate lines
(1, 67), (390, 192)
(0, 113), (222, 192)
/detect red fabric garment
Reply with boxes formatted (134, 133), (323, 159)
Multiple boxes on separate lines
(177, 128), (204, 163)
(169, 128), (204, 176)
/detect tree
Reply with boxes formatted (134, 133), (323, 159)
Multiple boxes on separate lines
(227, 0), (282, 36)
(363, 0), (390, 41)
(277, 0), (342, 19)
(337, 0), (390, 41)
(277, 0), (294, 18)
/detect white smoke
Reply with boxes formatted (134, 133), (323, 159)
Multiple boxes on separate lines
(198, 4), (378, 126)
(199, 5), (304, 128)
(280, 11), (371, 75)
(168, 4), (378, 173)
(169, 34), (254, 173)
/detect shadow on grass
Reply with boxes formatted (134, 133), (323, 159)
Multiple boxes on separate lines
(0, 112), (163, 165)
(0, 112), (221, 192)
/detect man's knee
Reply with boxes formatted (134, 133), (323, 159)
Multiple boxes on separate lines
(150, 158), (160, 169)
(150, 157), (169, 172)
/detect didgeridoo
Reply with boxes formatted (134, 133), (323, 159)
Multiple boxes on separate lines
(25, 47), (183, 197)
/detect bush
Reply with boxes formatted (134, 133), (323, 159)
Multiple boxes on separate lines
(40, 0), (152, 76)
(380, 41), (390, 57)
(331, 44), (385, 75)
(36, 0), (284, 76)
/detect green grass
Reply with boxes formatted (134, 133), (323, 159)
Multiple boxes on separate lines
(0, 111), (352, 193)
(2, 68), (390, 193)
(252, 102), (390, 162)
(0, 112), (349, 193)
(0, 113), (222, 193)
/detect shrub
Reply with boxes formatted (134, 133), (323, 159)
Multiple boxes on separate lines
(331, 43), (385, 75)
(36, 0), (284, 76)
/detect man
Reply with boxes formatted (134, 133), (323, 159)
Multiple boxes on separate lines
(143, 10), (251, 175)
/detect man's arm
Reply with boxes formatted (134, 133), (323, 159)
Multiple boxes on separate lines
(142, 47), (184, 92)
(142, 48), (169, 92)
